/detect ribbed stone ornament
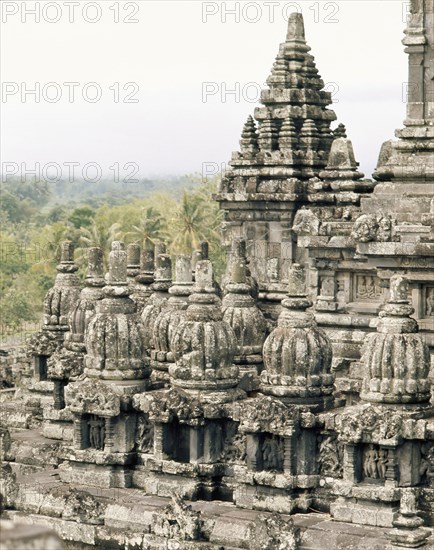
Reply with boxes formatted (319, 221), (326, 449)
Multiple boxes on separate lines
(261, 264), (334, 403)
(360, 275), (431, 404)
(141, 251), (172, 352)
(131, 244), (154, 313)
(169, 260), (239, 391)
(85, 242), (148, 381)
(151, 255), (193, 378)
(222, 240), (267, 362)
(43, 241), (81, 328)
(48, 247), (105, 384)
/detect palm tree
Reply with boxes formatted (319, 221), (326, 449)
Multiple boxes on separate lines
(168, 190), (221, 254)
(123, 206), (166, 246)
(78, 221), (122, 268)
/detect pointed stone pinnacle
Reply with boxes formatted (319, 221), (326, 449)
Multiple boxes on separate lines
(175, 255), (192, 284)
(86, 247), (104, 281)
(140, 247), (154, 274)
(389, 274), (410, 304)
(195, 260), (214, 290)
(60, 241), (74, 263)
(155, 254), (172, 283)
(287, 264), (306, 297)
(286, 12), (306, 42)
(333, 123), (347, 139)
(200, 241), (209, 260)
(127, 244), (141, 267)
(108, 241), (127, 284)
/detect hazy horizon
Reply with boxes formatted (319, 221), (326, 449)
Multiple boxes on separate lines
(2, 1), (409, 181)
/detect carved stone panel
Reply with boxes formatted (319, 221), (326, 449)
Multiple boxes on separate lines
(362, 444), (388, 482)
(352, 274), (382, 302)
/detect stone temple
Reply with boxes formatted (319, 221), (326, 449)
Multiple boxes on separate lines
(1, 4), (433, 549)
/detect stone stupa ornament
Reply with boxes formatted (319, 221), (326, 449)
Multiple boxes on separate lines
(169, 260), (239, 396)
(360, 274), (431, 404)
(141, 246), (172, 353)
(151, 254), (193, 382)
(27, 241), (82, 378)
(222, 239), (267, 377)
(260, 264), (334, 408)
(48, 247), (105, 408)
(85, 241), (149, 381)
(131, 242), (155, 313)
(43, 241), (81, 329)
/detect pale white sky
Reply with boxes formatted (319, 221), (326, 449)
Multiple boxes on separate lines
(1, 0), (409, 180)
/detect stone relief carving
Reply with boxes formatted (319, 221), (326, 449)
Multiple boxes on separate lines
(292, 208), (321, 236)
(426, 288), (434, 316)
(88, 415), (105, 450)
(262, 435), (285, 471)
(363, 444), (388, 480)
(136, 413), (154, 453)
(221, 428), (246, 463)
(239, 397), (300, 436)
(317, 434), (343, 477)
(337, 405), (403, 444)
(351, 212), (396, 243)
(147, 389), (204, 425)
(65, 379), (120, 417)
(355, 275), (382, 301)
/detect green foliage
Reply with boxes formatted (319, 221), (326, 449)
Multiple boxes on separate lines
(1, 173), (225, 333)
(69, 206), (96, 229)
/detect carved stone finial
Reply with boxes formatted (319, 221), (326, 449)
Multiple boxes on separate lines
(107, 241), (127, 285)
(360, 274), (430, 404)
(261, 263), (334, 406)
(154, 241), (166, 257)
(286, 12), (306, 42)
(174, 254), (193, 286)
(141, 254), (172, 353)
(43, 241), (81, 328)
(240, 115), (259, 154)
(333, 123), (347, 139)
(48, 246), (106, 386)
(222, 241), (267, 371)
(287, 263), (306, 297)
(86, 247), (104, 285)
(200, 241), (209, 260)
(127, 244), (141, 280)
(60, 241), (74, 263)
(258, 114), (279, 152)
(151, 255), (193, 379)
(169, 260), (239, 393)
(389, 274), (410, 303)
(154, 254), (172, 290)
(321, 137), (364, 180)
(130, 244), (155, 314)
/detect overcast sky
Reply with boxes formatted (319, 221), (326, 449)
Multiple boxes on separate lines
(1, 0), (409, 181)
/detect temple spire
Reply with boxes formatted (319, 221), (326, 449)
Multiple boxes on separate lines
(403, 0), (434, 125)
(286, 11), (306, 42)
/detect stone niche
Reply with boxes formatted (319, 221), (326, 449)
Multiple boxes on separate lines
(34, 355), (48, 382)
(66, 379), (136, 455)
(246, 432), (285, 473)
(161, 418), (227, 464)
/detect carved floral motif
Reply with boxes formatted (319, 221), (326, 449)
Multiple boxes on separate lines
(65, 379), (120, 417)
(336, 404), (403, 444)
(239, 397), (300, 436)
